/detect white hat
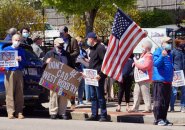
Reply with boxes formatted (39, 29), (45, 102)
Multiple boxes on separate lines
(54, 38), (64, 44)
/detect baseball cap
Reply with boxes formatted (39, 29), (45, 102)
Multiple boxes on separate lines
(54, 38), (64, 44)
(59, 26), (68, 33)
(161, 36), (172, 43)
(86, 32), (97, 39)
(32, 33), (43, 42)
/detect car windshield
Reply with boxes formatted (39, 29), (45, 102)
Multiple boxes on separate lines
(45, 24), (55, 30)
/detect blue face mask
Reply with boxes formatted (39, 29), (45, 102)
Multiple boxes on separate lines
(22, 32), (29, 38)
(87, 41), (92, 47)
(164, 44), (172, 51)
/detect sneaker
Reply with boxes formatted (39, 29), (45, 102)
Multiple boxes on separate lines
(99, 117), (109, 122)
(50, 115), (57, 119)
(85, 116), (98, 121)
(170, 108), (175, 112)
(181, 107), (185, 113)
(17, 113), (24, 119)
(8, 114), (15, 119)
(157, 120), (167, 126)
(59, 114), (68, 120)
(153, 120), (158, 125)
(165, 120), (173, 126)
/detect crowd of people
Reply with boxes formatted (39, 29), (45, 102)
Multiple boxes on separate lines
(1, 26), (185, 126)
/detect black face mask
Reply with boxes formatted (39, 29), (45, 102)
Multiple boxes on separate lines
(57, 45), (63, 50)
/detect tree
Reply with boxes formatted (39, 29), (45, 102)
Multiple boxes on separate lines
(0, 0), (44, 39)
(139, 9), (173, 28)
(43, 0), (135, 35)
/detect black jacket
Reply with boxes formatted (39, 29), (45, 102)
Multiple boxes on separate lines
(21, 37), (33, 45)
(89, 42), (106, 78)
(122, 58), (134, 79)
(43, 48), (68, 68)
(65, 34), (80, 68)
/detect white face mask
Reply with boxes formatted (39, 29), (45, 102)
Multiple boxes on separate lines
(12, 41), (20, 48)
(141, 47), (147, 53)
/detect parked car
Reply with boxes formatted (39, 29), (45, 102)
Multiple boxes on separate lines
(0, 40), (48, 108)
(29, 23), (60, 44)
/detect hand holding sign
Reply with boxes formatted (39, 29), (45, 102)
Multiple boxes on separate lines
(39, 58), (82, 99)
(15, 56), (22, 61)
(83, 69), (99, 86)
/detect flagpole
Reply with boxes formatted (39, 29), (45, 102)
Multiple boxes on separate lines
(147, 35), (160, 48)
(113, 3), (119, 9)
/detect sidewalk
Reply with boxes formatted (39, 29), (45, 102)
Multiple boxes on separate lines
(58, 101), (185, 124)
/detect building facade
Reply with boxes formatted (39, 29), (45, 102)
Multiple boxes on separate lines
(137, 0), (185, 10)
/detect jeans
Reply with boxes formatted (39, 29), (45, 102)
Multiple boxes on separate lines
(90, 78), (107, 118)
(170, 86), (185, 109)
(85, 84), (91, 101)
(78, 79), (85, 103)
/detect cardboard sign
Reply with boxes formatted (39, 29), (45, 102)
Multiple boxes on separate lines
(172, 70), (185, 87)
(83, 69), (98, 86)
(0, 51), (18, 67)
(39, 58), (82, 99)
(134, 58), (149, 82)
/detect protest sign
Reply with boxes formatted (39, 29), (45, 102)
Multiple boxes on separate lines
(134, 58), (149, 82)
(0, 51), (18, 67)
(83, 69), (98, 86)
(172, 70), (185, 87)
(39, 58), (82, 99)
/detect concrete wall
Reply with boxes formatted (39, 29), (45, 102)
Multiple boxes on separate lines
(137, 0), (185, 10)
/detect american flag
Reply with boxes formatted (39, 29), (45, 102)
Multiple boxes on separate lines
(101, 9), (146, 82)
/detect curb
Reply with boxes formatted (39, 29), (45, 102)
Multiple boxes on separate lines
(68, 111), (185, 124)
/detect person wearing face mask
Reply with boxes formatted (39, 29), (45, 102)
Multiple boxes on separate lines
(20, 27), (33, 45)
(152, 37), (173, 126)
(4, 28), (17, 41)
(3, 34), (26, 119)
(43, 38), (69, 120)
(128, 40), (153, 113)
(170, 38), (185, 113)
(83, 32), (108, 122)
(75, 36), (90, 106)
(59, 26), (79, 109)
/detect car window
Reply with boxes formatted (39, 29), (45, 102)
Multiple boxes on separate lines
(45, 24), (55, 30)
(25, 49), (39, 61)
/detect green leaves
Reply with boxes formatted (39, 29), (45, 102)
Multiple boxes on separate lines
(0, 0), (44, 39)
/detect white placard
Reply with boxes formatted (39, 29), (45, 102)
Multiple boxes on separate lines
(133, 28), (167, 54)
(134, 58), (149, 82)
(0, 51), (18, 67)
(83, 69), (99, 87)
(172, 70), (185, 87)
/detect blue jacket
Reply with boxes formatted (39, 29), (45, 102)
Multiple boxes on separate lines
(172, 48), (185, 73)
(152, 48), (173, 82)
(4, 34), (12, 41)
(3, 46), (27, 71)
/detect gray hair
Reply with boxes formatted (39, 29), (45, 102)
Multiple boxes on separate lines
(7, 28), (17, 35)
(143, 40), (153, 49)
